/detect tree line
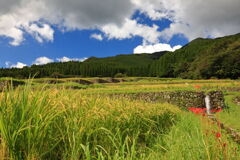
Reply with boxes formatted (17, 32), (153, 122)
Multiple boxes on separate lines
(1, 33), (240, 79)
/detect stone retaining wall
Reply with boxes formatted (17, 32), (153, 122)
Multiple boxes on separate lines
(208, 91), (225, 109)
(0, 80), (25, 91)
(67, 78), (130, 84)
(234, 96), (240, 105)
(109, 91), (225, 109)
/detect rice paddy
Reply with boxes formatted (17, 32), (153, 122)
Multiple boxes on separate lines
(0, 78), (239, 159)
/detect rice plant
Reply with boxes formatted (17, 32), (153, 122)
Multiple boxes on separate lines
(0, 82), (239, 159)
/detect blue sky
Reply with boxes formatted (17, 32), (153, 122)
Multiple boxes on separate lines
(0, 12), (188, 68)
(0, 0), (239, 68)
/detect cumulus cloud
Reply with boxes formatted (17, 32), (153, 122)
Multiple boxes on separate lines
(101, 19), (160, 43)
(57, 56), (88, 62)
(11, 62), (27, 68)
(5, 62), (11, 68)
(27, 24), (54, 43)
(33, 57), (54, 65)
(0, 0), (160, 45)
(0, 0), (134, 45)
(134, 0), (240, 40)
(5, 56), (88, 68)
(134, 43), (182, 54)
(0, 0), (50, 45)
(90, 34), (103, 41)
(5, 61), (27, 68)
(131, 0), (169, 20)
(0, 0), (240, 45)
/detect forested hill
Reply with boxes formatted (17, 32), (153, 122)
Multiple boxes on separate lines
(0, 33), (240, 79)
(0, 51), (167, 78)
(154, 33), (240, 79)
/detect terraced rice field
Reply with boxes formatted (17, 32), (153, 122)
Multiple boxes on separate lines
(0, 78), (239, 159)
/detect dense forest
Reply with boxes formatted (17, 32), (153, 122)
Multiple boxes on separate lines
(0, 33), (240, 79)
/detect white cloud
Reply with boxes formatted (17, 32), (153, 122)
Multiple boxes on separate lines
(0, 0), (240, 46)
(5, 61), (11, 68)
(10, 62), (27, 68)
(33, 57), (54, 65)
(90, 34), (103, 41)
(133, 0), (240, 41)
(27, 24), (54, 43)
(172, 45), (182, 51)
(134, 43), (182, 54)
(5, 57), (88, 68)
(0, 0), (134, 46)
(101, 18), (160, 43)
(57, 56), (88, 62)
(5, 61), (27, 68)
(131, 0), (170, 20)
(0, 0), (50, 45)
(0, 14), (25, 46)
(0, 0), (160, 45)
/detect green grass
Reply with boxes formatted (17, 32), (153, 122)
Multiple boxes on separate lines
(0, 86), (180, 159)
(149, 112), (240, 159)
(30, 82), (105, 90)
(76, 80), (240, 94)
(218, 92), (240, 131)
(0, 79), (240, 159)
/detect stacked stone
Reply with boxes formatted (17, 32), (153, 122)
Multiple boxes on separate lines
(0, 80), (25, 91)
(234, 96), (240, 106)
(0, 80), (8, 91)
(208, 91), (226, 109)
(68, 79), (93, 85)
(109, 90), (226, 110)
(90, 79), (111, 83)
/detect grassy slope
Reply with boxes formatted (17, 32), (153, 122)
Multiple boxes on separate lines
(218, 92), (240, 131)
(149, 112), (240, 160)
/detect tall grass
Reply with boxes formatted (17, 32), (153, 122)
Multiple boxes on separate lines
(148, 113), (240, 159)
(0, 85), (179, 159)
(0, 85), (62, 159)
(0, 84), (239, 159)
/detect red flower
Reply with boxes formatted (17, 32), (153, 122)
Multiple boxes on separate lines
(194, 85), (201, 89)
(210, 108), (222, 113)
(188, 107), (206, 115)
(215, 132), (221, 138)
(188, 107), (222, 116)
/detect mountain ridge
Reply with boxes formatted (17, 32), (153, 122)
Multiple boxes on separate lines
(0, 33), (240, 79)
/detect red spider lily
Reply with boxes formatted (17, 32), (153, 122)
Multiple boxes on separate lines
(210, 108), (222, 113)
(188, 107), (222, 115)
(216, 132), (221, 138)
(194, 85), (201, 89)
(188, 107), (206, 114)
